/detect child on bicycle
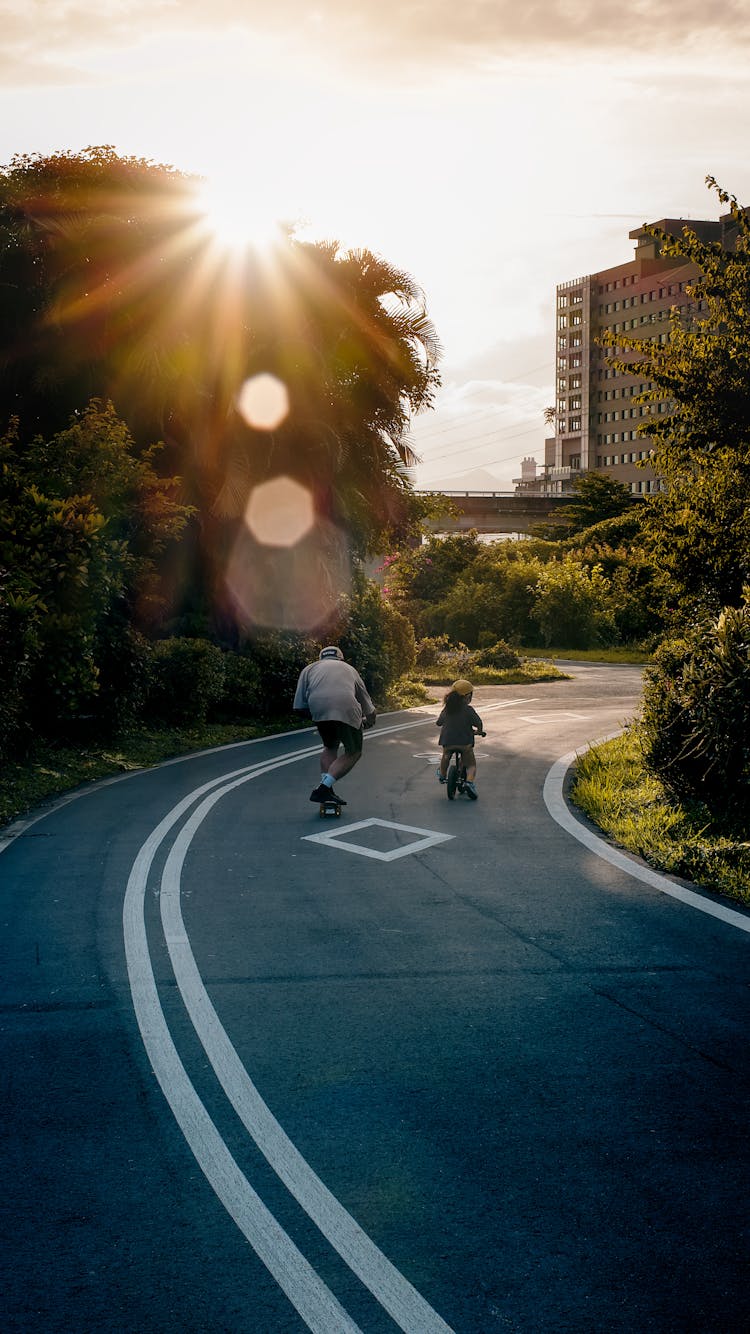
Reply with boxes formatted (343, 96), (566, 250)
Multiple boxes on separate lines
(436, 678), (484, 799)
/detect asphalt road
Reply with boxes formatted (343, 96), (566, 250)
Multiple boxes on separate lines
(2, 664), (749, 1333)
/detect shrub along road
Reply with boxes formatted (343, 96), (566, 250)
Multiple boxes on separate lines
(2, 664), (749, 1332)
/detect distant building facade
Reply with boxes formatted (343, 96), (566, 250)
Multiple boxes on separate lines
(529, 214), (738, 497)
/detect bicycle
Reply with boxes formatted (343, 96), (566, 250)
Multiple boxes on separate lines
(445, 731), (486, 800)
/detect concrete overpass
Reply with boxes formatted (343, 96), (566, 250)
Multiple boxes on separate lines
(418, 490), (569, 536)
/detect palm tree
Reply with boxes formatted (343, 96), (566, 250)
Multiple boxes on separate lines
(0, 149), (442, 632)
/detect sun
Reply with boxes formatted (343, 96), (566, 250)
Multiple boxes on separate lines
(194, 177), (281, 253)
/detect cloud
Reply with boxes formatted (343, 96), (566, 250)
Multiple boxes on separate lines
(2, 0), (749, 87)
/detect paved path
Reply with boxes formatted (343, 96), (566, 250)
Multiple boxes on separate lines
(2, 664), (749, 1332)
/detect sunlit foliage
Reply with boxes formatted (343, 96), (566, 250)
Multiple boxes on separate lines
(0, 147), (441, 568)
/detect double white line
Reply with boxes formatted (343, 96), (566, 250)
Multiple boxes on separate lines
(124, 722), (455, 1332)
(123, 701), (538, 1329)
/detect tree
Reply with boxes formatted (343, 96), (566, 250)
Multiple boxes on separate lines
(0, 148), (441, 593)
(327, 569), (416, 700)
(0, 400), (190, 746)
(601, 179), (750, 616)
(530, 473), (634, 542)
(558, 472), (634, 535)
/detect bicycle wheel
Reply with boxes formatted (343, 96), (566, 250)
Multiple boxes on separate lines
(446, 759), (458, 800)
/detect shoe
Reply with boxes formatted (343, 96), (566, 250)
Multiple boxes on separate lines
(464, 780), (478, 799)
(436, 769), (447, 784)
(310, 783), (347, 805)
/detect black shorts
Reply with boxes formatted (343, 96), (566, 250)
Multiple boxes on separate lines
(317, 721), (363, 756)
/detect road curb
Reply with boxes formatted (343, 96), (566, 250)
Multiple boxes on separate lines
(545, 735), (750, 936)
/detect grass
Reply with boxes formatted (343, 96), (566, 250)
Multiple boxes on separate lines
(521, 645), (652, 664)
(419, 659), (568, 688)
(0, 718), (298, 830)
(0, 659), (568, 832)
(571, 727), (750, 906)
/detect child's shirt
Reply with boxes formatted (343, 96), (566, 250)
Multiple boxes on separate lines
(437, 700), (483, 747)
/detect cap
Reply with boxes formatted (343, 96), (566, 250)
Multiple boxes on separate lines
(451, 678), (473, 695)
(319, 646), (344, 660)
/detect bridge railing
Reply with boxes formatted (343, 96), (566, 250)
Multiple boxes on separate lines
(417, 489), (519, 498)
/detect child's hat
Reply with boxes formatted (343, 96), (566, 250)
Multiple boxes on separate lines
(451, 679), (473, 695)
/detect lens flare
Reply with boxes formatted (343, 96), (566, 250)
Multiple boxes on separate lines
(236, 374), (289, 431)
(226, 516), (351, 633)
(245, 476), (314, 548)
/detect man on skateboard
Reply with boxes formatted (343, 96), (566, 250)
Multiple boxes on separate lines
(293, 646), (377, 809)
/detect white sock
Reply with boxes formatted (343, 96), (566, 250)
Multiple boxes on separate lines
(321, 773), (334, 788)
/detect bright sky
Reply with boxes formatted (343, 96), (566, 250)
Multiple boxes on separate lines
(2, 1), (749, 490)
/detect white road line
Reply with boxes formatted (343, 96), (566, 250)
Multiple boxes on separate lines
(519, 712), (591, 725)
(0, 695), (534, 854)
(544, 740), (750, 936)
(127, 722), (456, 1333)
(478, 697), (539, 713)
(123, 751), (363, 1333)
(0, 725), (318, 854)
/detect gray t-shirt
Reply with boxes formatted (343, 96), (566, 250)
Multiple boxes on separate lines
(293, 659), (375, 730)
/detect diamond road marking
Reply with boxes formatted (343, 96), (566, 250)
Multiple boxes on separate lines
(302, 817), (455, 862)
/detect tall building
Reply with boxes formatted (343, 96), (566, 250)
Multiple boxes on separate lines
(544, 213), (738, 496)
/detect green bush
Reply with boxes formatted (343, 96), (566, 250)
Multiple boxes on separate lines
(146, 638), (226, 725)
(94, 622), (152, 735)
(416, 640), (475, 681)
(331, 571), (416, 701)
(414, 635), (453, 669)
(218, 653), (262, 720)
(0, 585), (38, 757)
(640, 593), (750, 833)
(474, 639), (521, 670)
(242, 632), (318, 717)
(531, 557), (616, 649)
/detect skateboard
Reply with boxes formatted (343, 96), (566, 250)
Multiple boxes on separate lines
(319, 798), (342, 818)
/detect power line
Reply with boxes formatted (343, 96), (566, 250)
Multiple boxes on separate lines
(413, 360), (553, 444)
(419, 432), (546, 484)
(415, 421), (542, 466)
(439, 358), (553, 391)
(413, 406), (529, 443)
